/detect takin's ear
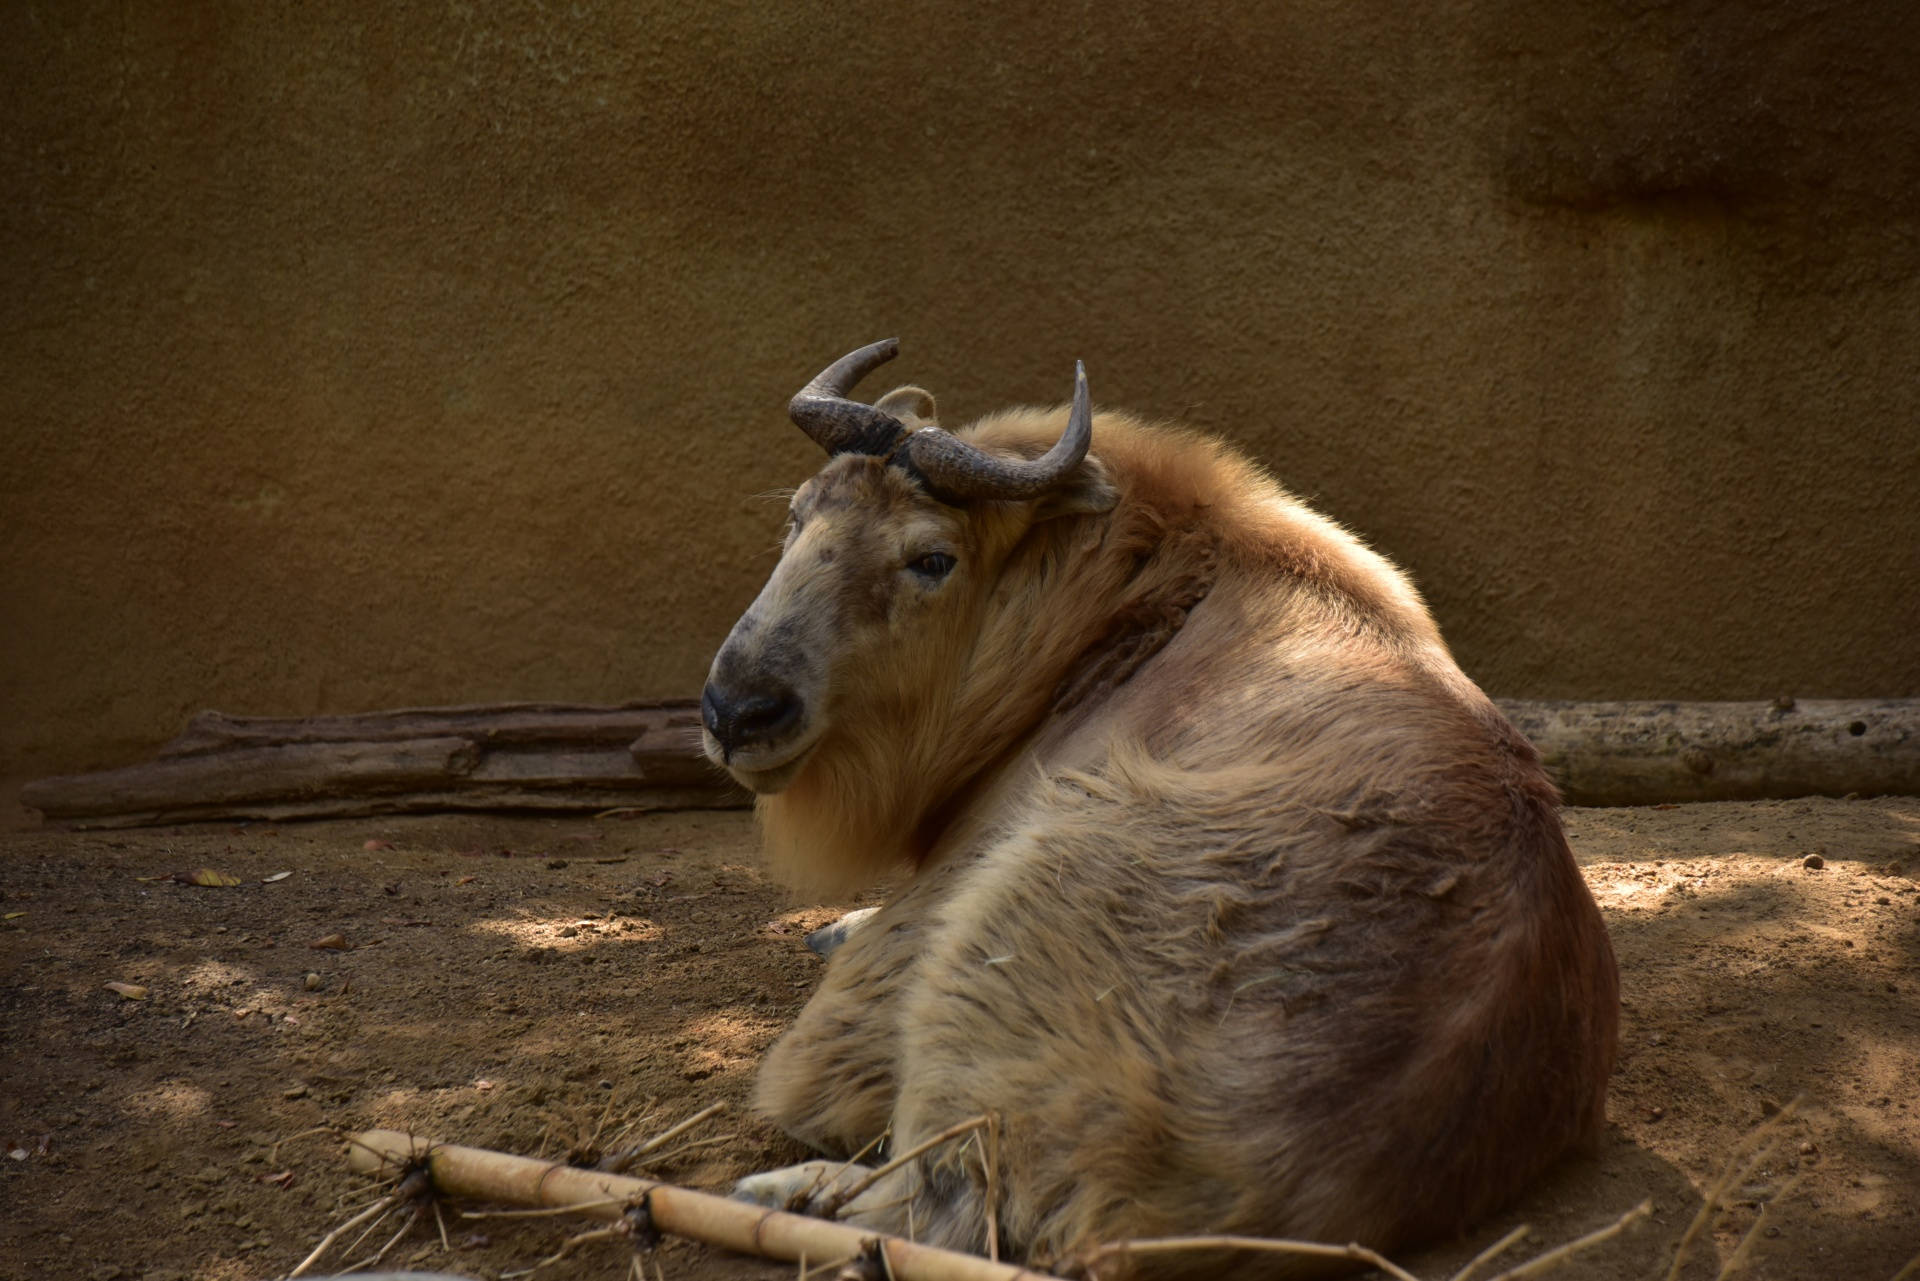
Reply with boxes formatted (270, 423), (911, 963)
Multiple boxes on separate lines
(1030, 454), (1120, 523)
(873, 384), (937, 426)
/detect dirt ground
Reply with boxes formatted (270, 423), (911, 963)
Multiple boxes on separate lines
(2, 793), (1917, 1281)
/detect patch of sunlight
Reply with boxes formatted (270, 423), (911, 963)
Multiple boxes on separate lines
(127, 1077), (214, 1121)
(767, 904), (850, 934)
(198, 1259), (256, 1281)
(465, 915), (663, 946)
(373, 1083), (496, 1108)
(1595, 867), (1711, 911)
(681, 1009), (783, 1058)
(178, 959), (260, 994)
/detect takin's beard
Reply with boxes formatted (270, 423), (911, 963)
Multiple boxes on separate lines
(753, 706), (956, 899)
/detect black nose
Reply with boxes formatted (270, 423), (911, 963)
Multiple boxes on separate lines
(702, 681), (802, 756)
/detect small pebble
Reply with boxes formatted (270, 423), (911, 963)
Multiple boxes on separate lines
(559, 926), (578, 938)
(303, 972), (322, 991)
(1802, 854), (1825, 870)
(283, 1084), (309, 1100)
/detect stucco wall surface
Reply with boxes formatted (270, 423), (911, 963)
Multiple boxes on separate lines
(4, 2), (1918, 776)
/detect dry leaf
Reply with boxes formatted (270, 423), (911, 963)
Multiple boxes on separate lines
(262, 871), (292, 883)
(308, 933), (350, 951)
(189, 868), (242, 888)
(104, 982), (149, 1000)
(455, 875), (478, 886)
(362, 839), (394, 851)
(3, 911), (25, 920)
(474, 1079), (495, 1092)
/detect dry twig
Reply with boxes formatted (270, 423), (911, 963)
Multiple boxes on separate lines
(345, 1202), (423, 1272)
(502, 1224), (624, 1279)
(271, 1125), (338, 1169)
(1078, 1233), (1421, 1281)
(1482, 1199), (1650, 1281)
(600, 1100), (728, 1174)
(983, 1112), (1002, 1263)
(1448, 1223), (1532, 1281)
(822, 1115), (992, 1219)
(636, 1130), (738, 1168)
(1711, 1168), (1805, 1281)
(285, 1162), (433, 1278)
(1664, 1099), (1803, 1281)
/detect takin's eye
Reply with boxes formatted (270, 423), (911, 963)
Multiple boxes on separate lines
(906, 551), (957, 581)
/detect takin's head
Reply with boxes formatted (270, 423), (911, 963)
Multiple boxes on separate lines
(701, 340), (1122, 884)
(701, 339), (1119, 795)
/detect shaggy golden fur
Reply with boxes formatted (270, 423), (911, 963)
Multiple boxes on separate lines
(710, 395), (1619, 1277)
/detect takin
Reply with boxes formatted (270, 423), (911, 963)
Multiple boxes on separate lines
(700, 339), (1618, 1277)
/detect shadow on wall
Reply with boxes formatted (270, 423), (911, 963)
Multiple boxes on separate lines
(1487, 0), (1920, 219)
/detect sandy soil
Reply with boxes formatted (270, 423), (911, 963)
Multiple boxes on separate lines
(2, 795), (1917, 1281)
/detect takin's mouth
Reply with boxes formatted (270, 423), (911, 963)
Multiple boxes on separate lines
(704, 732), (818, 796)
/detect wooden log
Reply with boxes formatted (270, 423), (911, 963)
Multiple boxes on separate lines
(1493, 697), (1920, 806)
(19, 738), (481, 817)
(345, 1128), (1059, 1281)
(21, 701), (747, 827)
(20, 786), (745, 830)
(157, 702), (703, 757)
(19, 697), (1918, 828)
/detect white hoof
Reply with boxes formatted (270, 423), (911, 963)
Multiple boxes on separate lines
(731, 1159), (868, 1213)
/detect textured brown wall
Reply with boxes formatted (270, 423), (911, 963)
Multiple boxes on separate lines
(5, 2), (1918, 776)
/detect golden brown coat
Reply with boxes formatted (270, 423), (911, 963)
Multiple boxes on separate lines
(706, 393), (1618, 1277)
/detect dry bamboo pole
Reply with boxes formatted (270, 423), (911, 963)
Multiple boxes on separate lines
(346, 1129), (1059, 1281)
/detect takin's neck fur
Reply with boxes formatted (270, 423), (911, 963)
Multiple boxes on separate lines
(755, 409), (1445, 897)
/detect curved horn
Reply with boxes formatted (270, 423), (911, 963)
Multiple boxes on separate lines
(900, 361), (1094, 502)
(788, 338), (909, 457)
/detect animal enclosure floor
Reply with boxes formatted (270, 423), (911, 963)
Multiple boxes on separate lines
(2, 797), (1916, 1281)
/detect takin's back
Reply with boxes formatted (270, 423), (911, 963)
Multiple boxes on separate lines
(901, 406), (1621, 1258)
